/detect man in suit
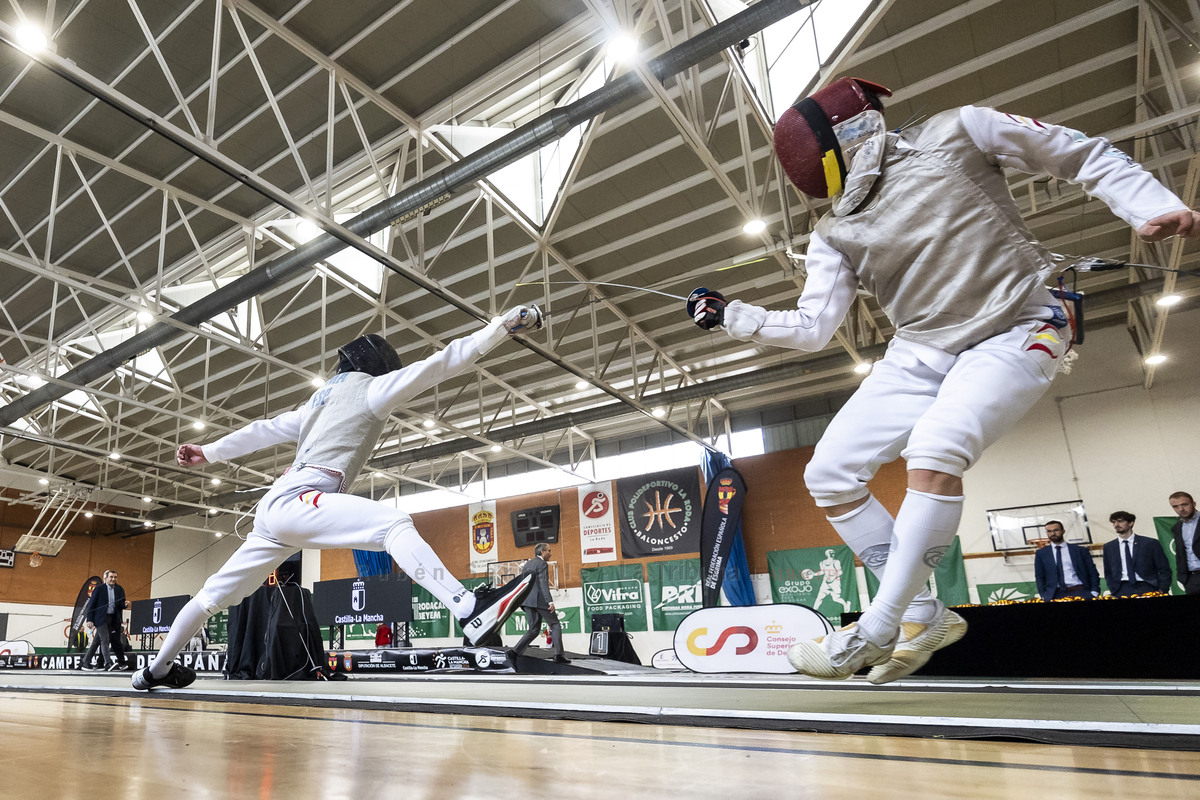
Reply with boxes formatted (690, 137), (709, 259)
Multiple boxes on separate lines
(1170, 491), (1200, 594)
(510, 544), (568, 664)
(85, 569), (131, 670)
(1102, 511), (1172, 596)
(1034, 520), (1100, 601)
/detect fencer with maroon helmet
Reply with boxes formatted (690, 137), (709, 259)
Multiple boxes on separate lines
(773, 78), (891, 199)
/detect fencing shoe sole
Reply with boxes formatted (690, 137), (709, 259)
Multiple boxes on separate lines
(461, 575), (533, 646)
(787, 623), (895, 680)
(132, 663), (196, 691)
(867, 609), (968, 685)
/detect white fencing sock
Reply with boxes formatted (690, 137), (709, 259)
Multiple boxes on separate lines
(385, 518), (475, 619)
(826, 495), (939, 625)
(855, 489), (963, 645)
(148, 598), (211, 678)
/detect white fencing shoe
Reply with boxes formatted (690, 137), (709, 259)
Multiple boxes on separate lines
(866, 606), (968, 685)
(460, 575), (533, 646)
(787, 623), (896, 680)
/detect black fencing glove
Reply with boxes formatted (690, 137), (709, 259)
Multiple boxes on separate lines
(686, 287), (727, 330)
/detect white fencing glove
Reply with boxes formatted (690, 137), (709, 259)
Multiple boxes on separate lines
(502, 304), (544, 334)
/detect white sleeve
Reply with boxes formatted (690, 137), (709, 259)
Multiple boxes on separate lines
(202, 408), (304, 463)
(366, 319), (506, 417)
(718, 233), (857, 352)
(958, 105), (1187, 229)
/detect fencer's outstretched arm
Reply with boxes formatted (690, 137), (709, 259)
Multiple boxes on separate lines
(179, 407), (305, 466)
(367, 305), (541, 417)
(701, 234), (858, 351)
(958, 105), (1200, 238)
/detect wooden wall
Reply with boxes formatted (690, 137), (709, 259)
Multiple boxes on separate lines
(320, 447), (912, 585)
(0, 492), (155, 605)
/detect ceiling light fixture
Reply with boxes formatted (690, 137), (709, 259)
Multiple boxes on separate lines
(15, 23), (48, 54)
(742, 218), (767, 235)
(1145, 353), (1167, 366)
(1156, 294), (1182, 307)
(607, 32), (639, 63)
(853, 361), (873, 375)
(651, 406), (667, 418)
(84, 512), (94, 518)
(491, 444), (503, 453)
(192, 420), (206, 430)
(38, 477), (49, 485)
(423, 419), (437, 429)
(574, 380), (589, 390)
(208, 508), (219, 515)
(142, 496), (152, 503)
(311, 377), (325, 388)
(136, 309), (154, 324)
(109, 451), (121, 460)
(210, 478), (221, 486)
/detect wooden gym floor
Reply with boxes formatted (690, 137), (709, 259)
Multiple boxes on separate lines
(4, 667), (1200, 798)
(2, 690), (1199, 799)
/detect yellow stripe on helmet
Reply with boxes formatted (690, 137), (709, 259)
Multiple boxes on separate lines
(821, 148), (843, 197)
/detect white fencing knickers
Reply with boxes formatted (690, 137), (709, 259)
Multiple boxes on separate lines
(804, 318), (1070, 506)
(148, 468), (472, 677)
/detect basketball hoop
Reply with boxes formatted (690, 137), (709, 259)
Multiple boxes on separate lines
(29, 552), (43, 568)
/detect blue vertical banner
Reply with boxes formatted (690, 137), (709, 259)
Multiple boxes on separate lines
(701, 449), (755, 606)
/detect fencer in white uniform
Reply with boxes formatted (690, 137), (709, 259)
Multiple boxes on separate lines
(688, 78), (1200, 683)
(134, 306), (543, 690)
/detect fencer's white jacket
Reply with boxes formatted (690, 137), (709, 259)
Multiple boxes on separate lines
(200, 319), (508, 487)
(722, 106), (1187, 356)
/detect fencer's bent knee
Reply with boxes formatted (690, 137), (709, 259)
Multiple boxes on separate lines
(805, 451), (871, 507)
(195, 590), (223, 616)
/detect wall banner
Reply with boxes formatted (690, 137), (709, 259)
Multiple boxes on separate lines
(581, 563), (648, 632)
(617, 467), (702, 558)
(469, 500), (499, 574)
(647, 558), (703, 630)
(578, 481), (618, 563)
(767, 546), (860, 627)
(976, 581), (1040, 604)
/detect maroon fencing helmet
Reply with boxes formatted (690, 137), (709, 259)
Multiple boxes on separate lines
(773, 78), (891, 199)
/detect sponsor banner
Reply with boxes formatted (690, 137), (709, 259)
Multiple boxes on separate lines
(582, 563), (648, 632)
(673, 604), (833, 674)
(1154, 516), (1186, 595)
(699, 467), (747, 606)
(206, 609), (229, 646)
(504, 605), (582, 636)
(651, 648), (684, 670)
(0, 548), (14, 568)
(578, 481), (618, 563)
(977, 581), (1040, 604)
(767, 546), (860, 627)
(130, 594), (191, 636)
(864, 537), (970, 607)
(326, 646), (513, 674)
(647, 558), (703, 630)
(0, 640), (33, 656)
(0, 651), (228, 672)
(312, 573), (413, 627)
(469, 500), (499, 574)
(69, 576), (102, 640)
(617, 467), (702, 558)
(411, 584), (452, 638)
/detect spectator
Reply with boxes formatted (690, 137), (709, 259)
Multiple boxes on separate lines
(1034, 520), (1100, 600)
(1102, 511), (1172, 596)
(374, 622), (392, 648)
(83, 570), (131, 670)
(1170, 491), (1200, 594)
(510, 544), (569, 664)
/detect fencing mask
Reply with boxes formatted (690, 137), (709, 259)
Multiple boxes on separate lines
(335, 333), (402, 376)
(773, 77), (891, 199)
